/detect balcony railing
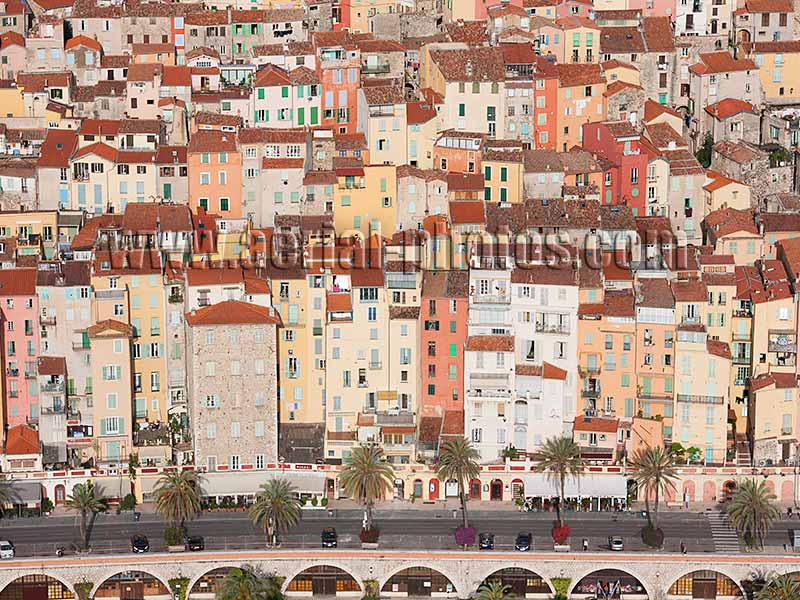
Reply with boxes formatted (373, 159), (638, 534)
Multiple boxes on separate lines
(535, 322), (570, 334)
(39, 315), (56, 326)
(72, 341), (90, 350)
(676, 394), (724, 405)
(362, 63), (391, 75)
(168, 293), (184, 304)
(581, 388), (601, 399)
(41, 382), (65, 393)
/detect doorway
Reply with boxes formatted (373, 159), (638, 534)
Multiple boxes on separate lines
(490, 479), (503, 501)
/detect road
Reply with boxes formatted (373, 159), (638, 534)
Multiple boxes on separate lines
(0, 509), (796, 557)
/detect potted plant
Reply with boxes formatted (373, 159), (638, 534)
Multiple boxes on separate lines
(359, 527), (380, 549)
(454, 526), (475, 547)
(552, 523), (571, 552)
(164, 526), (186, 552)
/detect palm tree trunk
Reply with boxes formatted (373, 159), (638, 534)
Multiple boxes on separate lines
(643, 489), (652, 529)
(459, 480), (469, 530)
(653, 477), (660, 533)
(558, 473), (566, 527)
(365, 498), (374, 531)
(80, 511), (88, 550)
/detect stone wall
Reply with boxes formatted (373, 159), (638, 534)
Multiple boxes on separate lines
(2, 549), (798, 600)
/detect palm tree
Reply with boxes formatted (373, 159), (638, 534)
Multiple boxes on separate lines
(436, 437), (480, 530)
(475, 580), (514, 600)
(249, 478), (303, 546)
(629, 446), (678, 534)
(536, 436), (582, 526)
(755, 575), (800, 600)
(65, 481), (106, 550)
(339, 445), (394, 532)
(727, 478), (779, 548)
(153, 470), (205, 535)
(215, 567), (283, 600)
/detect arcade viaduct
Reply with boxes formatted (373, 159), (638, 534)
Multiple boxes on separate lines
(0, 549), (799, 600)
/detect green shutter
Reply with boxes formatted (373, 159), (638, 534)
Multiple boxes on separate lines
(100, 419), (107, 435)
(119, 417), (125, 435)
(265, 110), (269, 122)
(297, 107), (304, 125)
(257, 88), (264, 100)
(310, 107), (318, 124)
(281, 86), (289, 98)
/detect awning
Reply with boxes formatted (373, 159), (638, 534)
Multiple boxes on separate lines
(523, 474), (627, 498)
(139, 470), (326, 498)
(7, 481), (42, 505)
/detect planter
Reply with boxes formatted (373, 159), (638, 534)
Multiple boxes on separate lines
(167, 545), (185, 553)
(553, 544), (571, 552)
(361, 542), (379, 550)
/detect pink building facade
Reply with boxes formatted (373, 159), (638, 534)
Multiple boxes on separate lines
(0, 269), (41, 428)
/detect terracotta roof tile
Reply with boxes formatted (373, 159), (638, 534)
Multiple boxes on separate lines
(185, 300), (279, 326)
(466, 335), (514, 352)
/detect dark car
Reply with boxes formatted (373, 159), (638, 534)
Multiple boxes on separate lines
(515, 532), (532, 552)
(185, 536), (205, 551)
(321, 528), (337, 548)
(478, 533), (494, 550)
(131, 535), (149, 553)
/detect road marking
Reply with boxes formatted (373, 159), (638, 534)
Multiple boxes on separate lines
(707, 512), (741, 553)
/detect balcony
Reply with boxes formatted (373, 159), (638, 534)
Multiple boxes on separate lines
(768, 331), (796, 353)
(39, 381), (64, 393)
(24, 371), (36, 379)
(733, 309), (753, 318)
(782, 427), (793, 436)
(535, 322), (570, 334)
(134, 424), (170, 447)
(39, 315), (56, 326)
(362, 62), (390, 75)
(168, 292), (184, 304)
(6, 368), (18, 377)
(72, 340), (90, 351)
(677, 393), (724, 405)
(472, 293), (509, 304)
(313, 326), (323, 336)
(579, 365), (601, 377)
(9, 390), (18, 398)
(369, 361), (382, 370)
(732, 355), (751, 365)
(582, 387), (601, 399)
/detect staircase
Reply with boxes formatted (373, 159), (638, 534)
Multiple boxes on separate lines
(707, 511), (741, 553)
(735, 435), (752, 467)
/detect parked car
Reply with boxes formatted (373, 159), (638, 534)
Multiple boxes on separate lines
(609, 536), (624, 551)
(515, 532), (531, 552)
(185, 536), (205, 551)
(321, 528), (337, 548)
(0, 541), (14, 559)
(478, 533), (494, 550)
(131, 535), (150, 553)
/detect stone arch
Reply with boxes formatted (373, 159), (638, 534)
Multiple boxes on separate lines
(781, 479), (794, 504)
(666, 569), (744, 599)
(380, 566), (458, 598)
(188, 567), (239, 599)
(283, 565), (361, 596)
(569, 567), (651, 599)
(702, 480), (716, 503)
(682, 480), (695, 504)
(480, 567), (553, 596)
(0, 574), (76, 600)
(92, 570), (171, 600)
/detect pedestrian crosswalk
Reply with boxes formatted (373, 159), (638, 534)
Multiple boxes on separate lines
(707, 511), (741, 553)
